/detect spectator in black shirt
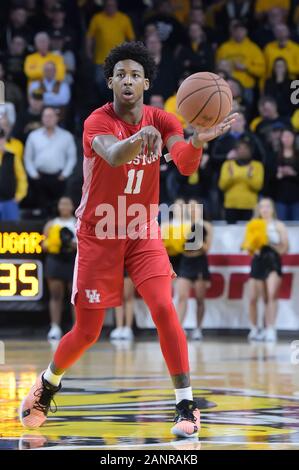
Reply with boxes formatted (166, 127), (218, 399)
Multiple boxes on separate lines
(13, 91), (43, 144)
(143, 0), (188, 53)
(251, 7), (288, 48)
(145, 33), (178, 101)
(4, 35), (28, 91)
(175, 22), (214, 76)
(254, 96), (291, 141)
(0, 6), (34, 51)
(273, 129), (299, 220)
(264, 57), (295, 117)
(188, 6), (217, 47)
(213, 0), (254, 43)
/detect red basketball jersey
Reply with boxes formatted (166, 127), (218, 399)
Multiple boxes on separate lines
(76, 103), (183, 234)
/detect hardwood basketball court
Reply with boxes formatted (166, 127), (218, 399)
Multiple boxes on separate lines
(1, 338), (299, 450)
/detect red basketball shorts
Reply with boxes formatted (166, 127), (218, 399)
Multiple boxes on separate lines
(71, 219), (172, 309)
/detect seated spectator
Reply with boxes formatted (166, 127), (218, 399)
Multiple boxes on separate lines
(214, 0), (254, 42)
(169, 0), (190, 25)
(0, 114), (24, 161)
(264, 24), (299, 81)
(273, 129), (299, 220)
(24, 107), (77, 217)
(226, 77), (251, 116)
(218, 140), (264, 223)
(13, 91), (43, 143)
(0, 61), (24, 114)
(143, 0), (188, 52)
(29, 61), (71, 119)
(212, 111), (266, 172)
(264, 57), (295, 117)
(145, 33), (178, 101)
(0, 127), (28, 221)
(175, 22), (214, 76)
(50, 30), (76, 86)
(174, 144), (214, 218)
(188, 5), (217, 46)
(4, 35), (28, 91)
(251, 7), (288, 48)
(251, 96), (291, 140)
(86, 0), (135, 103)
(254, 0), (290, 22)
(0, 5), (33, 51)
(24, 31), (66, 85)
(216, 20), (265, 104)
(47, 2), (78, 51)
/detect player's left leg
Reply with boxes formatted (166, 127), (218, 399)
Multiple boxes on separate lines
(137, 275), (200, 438)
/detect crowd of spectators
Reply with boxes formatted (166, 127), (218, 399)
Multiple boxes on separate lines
(0, 0), (299, 223)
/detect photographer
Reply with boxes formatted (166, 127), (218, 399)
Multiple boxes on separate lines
(43, 197), (77, 341)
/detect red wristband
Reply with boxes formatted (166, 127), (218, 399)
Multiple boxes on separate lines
(170, 140), (202, 176)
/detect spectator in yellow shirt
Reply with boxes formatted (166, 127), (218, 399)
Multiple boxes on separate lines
(24, 32), (66, 85)
(216, 20), (265, 103)
(86, 0), (135, 102)
(0, 128), (28, 221)
(218, 140), (264, 224)
(0, 114), (23, 161)
(264, 24), (299, 80)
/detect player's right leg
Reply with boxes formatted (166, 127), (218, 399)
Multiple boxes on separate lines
(20, 304), (106, 429)
(20, 227), (125, 429)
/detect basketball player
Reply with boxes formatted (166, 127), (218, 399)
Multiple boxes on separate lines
(20, 42), (236, 437)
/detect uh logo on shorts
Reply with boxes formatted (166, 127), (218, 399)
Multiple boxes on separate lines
(85, 289), (101, 303)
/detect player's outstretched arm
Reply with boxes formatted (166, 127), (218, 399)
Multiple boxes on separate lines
(166, 113), (238, 176)
(192, 113), (238, 148)
(92, 126), (163, 167)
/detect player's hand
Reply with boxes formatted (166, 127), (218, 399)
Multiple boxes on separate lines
(131, 126), (162, 157)
(191, 113), (238, 148)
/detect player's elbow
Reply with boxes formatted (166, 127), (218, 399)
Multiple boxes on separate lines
(108, 155), (122, 167)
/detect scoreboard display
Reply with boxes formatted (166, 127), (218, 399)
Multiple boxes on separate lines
(0, 221), (46, 311)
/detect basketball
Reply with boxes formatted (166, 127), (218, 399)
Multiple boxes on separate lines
(176, 72), (233, 128)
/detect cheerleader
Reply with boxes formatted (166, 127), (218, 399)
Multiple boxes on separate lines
(43, 197), (77, 341)
(246, 198), (289, 342)
(176, 199), (213, 340)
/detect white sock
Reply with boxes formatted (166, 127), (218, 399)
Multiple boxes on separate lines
(175, 386), (193, 404)
(44, 365), (65, 387)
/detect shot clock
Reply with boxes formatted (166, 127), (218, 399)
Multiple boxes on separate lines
(0, 221), (46, 312)
(0, 259), (43, 300)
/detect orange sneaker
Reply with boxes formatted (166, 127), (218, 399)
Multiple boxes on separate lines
(19, 371), (61, 429)
(171, 399), (200, 438)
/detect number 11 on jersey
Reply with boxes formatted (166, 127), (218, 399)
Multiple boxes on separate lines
(124, 169), (144, 194)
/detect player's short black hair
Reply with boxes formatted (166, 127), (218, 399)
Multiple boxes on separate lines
(103, 41), (157, 84)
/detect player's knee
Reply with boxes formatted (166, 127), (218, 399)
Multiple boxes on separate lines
(73, 325), (99, 347)
(150, 299), (175, 323)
